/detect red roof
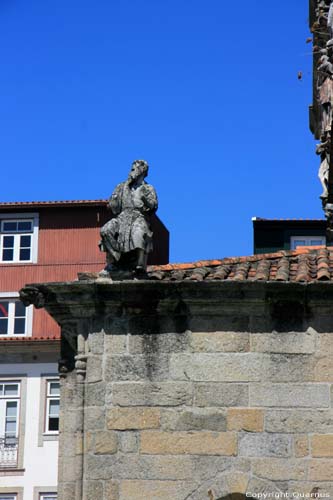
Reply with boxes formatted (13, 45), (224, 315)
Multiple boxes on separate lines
(0, 199), (108, 209)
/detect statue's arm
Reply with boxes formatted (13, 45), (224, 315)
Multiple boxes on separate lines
(141, 184), (158, 213)
(108, 183), (123, 215)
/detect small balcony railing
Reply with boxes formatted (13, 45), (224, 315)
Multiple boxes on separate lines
(0, 436), (18, 468)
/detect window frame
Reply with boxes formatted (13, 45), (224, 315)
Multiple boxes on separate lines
(0, 213), (39, 264)
(290, 235), (326, 250)
(44, 379), (60, 435)
(39, 495), (57, 500)
(0, 293), (33, 338)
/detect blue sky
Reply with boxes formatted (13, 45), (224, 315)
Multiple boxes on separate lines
(0, 0), (317, 262)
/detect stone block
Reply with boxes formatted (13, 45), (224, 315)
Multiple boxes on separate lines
(105, 354), (169, 382)
(111, 454), (198, 480)
(61, 456), (77, 482)
(227, 408), (263, 432)
(84, 480), (104, 498)
(105, 334), (127, 354)
(239, 433), (291, 457)
(104, 480), (119, 500)
(293, 435), (309, 457)
(314, 357), (333, 382)
(111, 382), (192, 406)
(161, 408), (227, 431)
(84, 407), (105, 430)
(194, 383), (248, 407)
(188, 471), (250, 500)
(128, 331), (190, 354)
(86, 355), (103, 383)
(308, 460), (333, 480)
(119, 480), (195, 499)
(88, 330), (105, 354)
(264, 354), (315, 382)
(85, 382), (106, 407)
(265, 410), (333, 433)
(288, 482), (333, 498)
(311, 434), (333, 457)
(252, 458), (307, 481)
(87, 431), (118, 455)
(85, 454), (116, 480)
(107, 407), (160, 430)
(119, 432), (139, 453)
(170, 353), (263, 381)
(190, 332), (249, 352)
(251, 331), (316, 354)
(318, 333), (333, 355)
(140, 431), (237, 455)
(247, 477), (284, 496)
(250, 384), (330, 407)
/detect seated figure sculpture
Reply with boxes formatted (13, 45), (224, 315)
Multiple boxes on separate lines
(99, 159), (158, 274)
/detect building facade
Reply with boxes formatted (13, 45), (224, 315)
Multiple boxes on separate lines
(0, 200), (169, 500)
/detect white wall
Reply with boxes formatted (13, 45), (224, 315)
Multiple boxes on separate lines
(0, 362), (58, 500)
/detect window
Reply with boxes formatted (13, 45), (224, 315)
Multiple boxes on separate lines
(45, 380), (60, 434)
(290, 236), (326, 250)
(0, 213), (38, 263)
(40, 495), (57, 500)
(0, 381), (20, 468)
(0, 295), (32, 337)
(0, 496), (16, 500)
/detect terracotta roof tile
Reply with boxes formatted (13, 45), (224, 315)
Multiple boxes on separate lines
(147, 247), (333, 283)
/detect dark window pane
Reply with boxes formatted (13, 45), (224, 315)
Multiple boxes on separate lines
(18, 221), (32, 231)
(2, 249), (14, 261)
(0, 319), (8, 334)
(20, 235), (31, 247)
(4, 384), (18, 396)
(14, 318), (25, 334)
(48, 417), (59, 431)
(3, 236), (14, 248)
(19, 248), (31, 261)
(2, 221), (17, 231)
(15, 301), (25, 317)
(0, 302), (8, 317)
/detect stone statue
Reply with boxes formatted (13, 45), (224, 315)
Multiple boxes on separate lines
(316, 134), (330, 203)
(99, 159), (158, 274)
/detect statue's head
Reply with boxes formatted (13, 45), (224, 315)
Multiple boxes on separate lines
(128, 159), (149, 182)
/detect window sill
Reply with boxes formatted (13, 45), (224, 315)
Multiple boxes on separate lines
(0, 467), (25, 476)
(42, 434), (59, 442)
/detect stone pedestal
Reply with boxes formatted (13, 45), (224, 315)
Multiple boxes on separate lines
(21, 279), (333, 499)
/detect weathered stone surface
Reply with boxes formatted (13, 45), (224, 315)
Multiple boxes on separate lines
(84, 480), (104, 498)
(293, 435), (309, 458)
(86, 355), (103, 383)
(251, 331), (316, 354)
(318, 333), (333, 355)
(247, 477), (283, 496)
(252, 458), (307, 481)
(161, 408), (227, 431)
(239, 433), (291, 458)
(85, 407), (105, 430)
(311, 434), (333, 457)
(250, 384), (330, 407)
(88, 331), (105, 354)
(288, 482), (333, 498)
(265, 410), (333, 433)
(85, 454), (116, 480)
(128, 331), (190, 354)
(227, 408), (264, 432)
(140, 431), (237, 455)
(194, 383), (248, 407)
(119, 432), (139, 453)
(314, 357), (333, 381)
(263, 354), (315, 382)
(61, 456), (77, 482)
(170, 353), (263, 381)
(110, 382), (192, 406)
(111, 454), (199, 480)
(104, 480), (119, 500)
(308, 459), (333, 480)
(107, 407), (160, 430)
(190, 331), (249, 352)
(85, 382), (106, 407)
(119, 480), (195, 500)
(105, 334), (128, 354)
(87, 431), (118, 455)
(105, 354), (169, 381)
(188, 471), (250, 500)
